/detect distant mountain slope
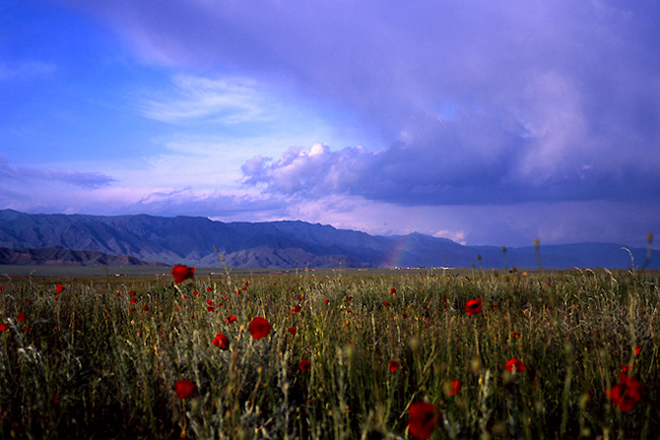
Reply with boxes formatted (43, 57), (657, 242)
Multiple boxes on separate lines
(0, 246), (166, 266)
(0, 209), (657, 269)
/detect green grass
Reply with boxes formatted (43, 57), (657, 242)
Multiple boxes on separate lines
(1, 268), (658, 439)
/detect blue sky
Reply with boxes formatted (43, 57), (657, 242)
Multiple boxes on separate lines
(1, 0), (659, 249)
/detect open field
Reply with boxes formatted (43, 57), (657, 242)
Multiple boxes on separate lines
(1, 268), (659, 439)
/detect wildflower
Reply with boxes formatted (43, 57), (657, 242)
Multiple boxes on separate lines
(207, 299), (213, 305)
(300, 359), (312, 371)
(403, 313), (408, 319)
(511, 332), (520, 338)
(142, 305), (149, 311)
(130, 298), (136, 305)
(0, 323), (8, 331)
(171, 265), (195, 284)
(445, 380), (461, 396)
(207, 306), (215, 312)
(226, 316), (237, 324)
(193, 290), (199, 296)
(298, 294), (305, 301)
(207, 286), (212, 292)
(389, 288), (396, 295)
(408, 402), (440, 439)
(56, 283), (64, 293)
(607, 373), (643, 412)
(323, 299), (330, 305)
(288, 327), (297, 336)
(174, 380), (197, 399)
(505, 358), (525, 373)
(129, 307), (135, 312)
(383, 301), (389, 307)
(290, 305), (301, 314)
(129, 291), (136, 296)
(248, 317), (271, 339)
(16, 312), (26, 322)
(634, 346), (642, 355)
(388, 360), (399, 372)
(212, 332), (229, 350)
(466, 299), (483, 315)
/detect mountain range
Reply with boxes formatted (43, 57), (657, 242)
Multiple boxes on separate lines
(0, 209), (657, 269)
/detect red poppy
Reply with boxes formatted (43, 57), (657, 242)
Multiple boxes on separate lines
(129, 307), (135, 312)
(445, 380), (461, 396)
(129, 291), (136, 296)
(56, 283), (64, 293)
(207, 306), (215, 312)
(408, 401), (440, 439)
(130, 298), (137, 305)
(248, 317), (271, 339)
(383, 301), (389, 307)
(290, 305), (301, 314)
(389, 288), (396, 295)
(171, 265), (195, 284)
(143, 305), (149, 311)
(300, 359), (312, 371)
(207, 299), (213, 305)
(511, 332), (520, 338)
(0, 323), (8, 331)
(226, 316), (237, 324)
(193, 290), (199, 296)
(465, 299), (483, 315)
(323, 299), (330, 305)
(16, 312), (26, 322)
(288, 327), (297, 336)
(403, 313), (408, 319)
(207, 286), (212, 292)
(606, 373), (643, 412)
(174, 380), (197, 399)
(388, 360), (399, 372)
(505, 358), (525, 373)
(634, 346), (642, 355)
(621, 365), (634, 373)
(212, 332), (229, 350)
(298, 294), (305, 301)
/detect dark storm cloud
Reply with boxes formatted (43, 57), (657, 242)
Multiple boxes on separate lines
(55, 0), (660, 206)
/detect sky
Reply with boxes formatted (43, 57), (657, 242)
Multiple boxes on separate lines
(1, 0), (659, 249)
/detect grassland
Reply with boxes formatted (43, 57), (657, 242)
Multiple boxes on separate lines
(0, 267), (658, 439)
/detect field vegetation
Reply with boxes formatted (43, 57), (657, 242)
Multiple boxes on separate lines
(0, 266), (658, 439)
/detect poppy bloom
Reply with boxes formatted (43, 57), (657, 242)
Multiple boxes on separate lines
(207, 286), (212, 292)
(383, 301), (389, 307)
(607, 373), (643, 412)
(300, 359), (312, 371)
(298, 294), (305, 301)
(248, 317), (271, 339)
(388, 360), (399, 372)
(511, 332), (520, 338)
(465, 299), (483, 315)
(56, 283), (64, 293)
(389, 288), (396, 295)
(505, 358), (525, 373)
(207, 299), (213, 305)
(129, 291), (136, 296)
(634, 346), (642, 355)
(445, 380), (461, 396)
(174, 380), (197, 399)
(225, 316), (237, 324)
(323, 299), (330, 305)
(212, 332), (229, 350)
(16, 312), (26, 322)
(171, 265), (195, 284)
(207, 306), (215, 312)
(408, 401), (440, 439)
(288, 327), (297, 336)
(143, 305), (149, 311)
(290, 305), (301, 314)
(0, 323), (8, 331)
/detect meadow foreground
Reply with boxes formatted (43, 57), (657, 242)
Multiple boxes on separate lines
(0, 268), (658, 439)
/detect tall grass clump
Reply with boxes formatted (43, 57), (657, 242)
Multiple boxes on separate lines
(0, 267), (659, 439)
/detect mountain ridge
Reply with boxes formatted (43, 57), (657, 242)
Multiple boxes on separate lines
(0, 209), (657, 269)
